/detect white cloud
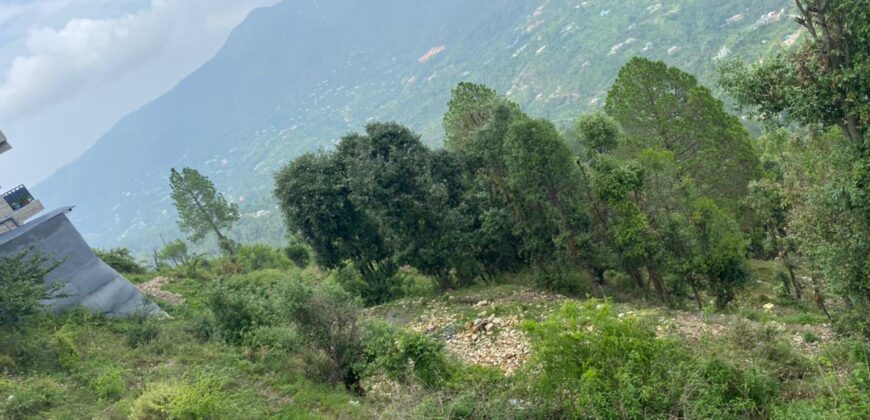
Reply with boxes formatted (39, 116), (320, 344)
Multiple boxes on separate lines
(0, 0), (175, 120)
(0, 4), (29, 27)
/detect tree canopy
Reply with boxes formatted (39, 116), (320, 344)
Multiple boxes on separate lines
(169, 167), (240, 255)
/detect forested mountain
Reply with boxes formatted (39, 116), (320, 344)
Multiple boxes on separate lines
(34, 0), (796, 253)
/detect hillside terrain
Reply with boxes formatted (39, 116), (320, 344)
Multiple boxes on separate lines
(5, 1), (869, 417)
(34, 0), (796, 254)
(4, 257), (866, 419)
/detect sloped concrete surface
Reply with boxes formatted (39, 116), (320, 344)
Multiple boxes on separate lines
(0, 207), (163, 316)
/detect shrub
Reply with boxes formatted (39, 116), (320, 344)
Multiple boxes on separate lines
(130, 377), (229, 419)
(0, 376), (64, 418)
(332, 263), (408, 306)
(95, 248), (146, 274)
(728, 322), (811, 381)
(156, 239), (191, 268)
(284, 280), (364, 391)
(0, 325), (59, 374)
(524, 300), (682, 417)
(524, 300), (772, 417)
(362, 321), (452, 388)
(834, 306), (870, 339)
(85, 364), (126, 400)
(125, 311), (161, 348)
(245, 324), (301, 353)
(53, 324), (83, 371)
(236, 244), (291, 272)
(185, 315), (217, 343)
(0, 252), (59, 326)
(284, 244), (310, 268)
(207, 275), (280, 345)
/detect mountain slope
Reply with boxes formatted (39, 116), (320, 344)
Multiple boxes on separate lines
(35, 0), (797, 253)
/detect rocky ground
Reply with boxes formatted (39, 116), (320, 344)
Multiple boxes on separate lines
(136, 276), (184, 305)
(392, 286), (836, 374)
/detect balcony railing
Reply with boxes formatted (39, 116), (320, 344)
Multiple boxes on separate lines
(2, 185), (35, 211)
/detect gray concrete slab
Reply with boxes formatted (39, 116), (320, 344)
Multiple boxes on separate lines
(0, 207), (163, 317)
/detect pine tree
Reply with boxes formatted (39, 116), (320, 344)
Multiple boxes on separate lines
(169, 168), (239, 255)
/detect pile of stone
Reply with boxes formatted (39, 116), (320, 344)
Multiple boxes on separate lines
(445, 313), (531, 375)
(136, 276), (184, 305)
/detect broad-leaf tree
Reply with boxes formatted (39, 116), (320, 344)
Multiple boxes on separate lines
(720, 0), (870, 334)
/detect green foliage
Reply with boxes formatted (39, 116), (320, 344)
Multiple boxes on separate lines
(157, 239), (191, 268)
(236, 244), (291, 272)
(0, 376), (64, 418)
(575, 112), (621, 157)
(504, 117), (588, 266)
(283, 280), (365, 390)
(688, 199), (751, 309)
(169, 167), (240, 254)
(84, 363), (127, 400)
(276, 122), (479, 298)
(443, 82), (503, 155)
(720, 0), (869, 145)
(720, 1), (870, 335)
(95, 247), (147, 274)
(283, 243), (310, 268)
(125, 311), (161, 348)
(0, 252), (59, 327)
(362, 321), (452, 389)
(130, 377), (229, 420)
(207, 273), (281, 345)
(606, 57), (759, 207)
(524, 300), (773, 418)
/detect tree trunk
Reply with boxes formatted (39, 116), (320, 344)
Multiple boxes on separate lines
(808, 274), (832, 320)
(628, 266), (646, 291)
(785, 262), (803, 300)
(690, 279), (703, 312)
(646, 264), (670, 305)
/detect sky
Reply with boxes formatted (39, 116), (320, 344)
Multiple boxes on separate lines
(0, 0), (278, 189)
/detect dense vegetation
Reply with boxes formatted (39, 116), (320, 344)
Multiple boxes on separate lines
(33, 0), (798, 255)
(4, 0), (870, 418)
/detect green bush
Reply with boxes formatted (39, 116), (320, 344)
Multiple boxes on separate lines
(0, 252), (59, 326)
(524, 300), (773, 418)
(0, 327), (59, 373)
(284, 244), (310, 268)
(94, 248), (146, 274)
(53, 324), (83, 371)
(834, 306), (870, 339)
(362, 321), (452, 388)
(283, 280), (364, 391)
(125, 312), (161, 348)
(332, 263), (408, 306)
(236, 244), (291, 272)
(245, 324), (301, 353)
(185, 315), (217, 343)
(439, 366), (519, 419)
(82, 363), (126, 400)
(207, 275), (280, 345)
(0, 376), (64, 418)
(130, 377), (229, 419)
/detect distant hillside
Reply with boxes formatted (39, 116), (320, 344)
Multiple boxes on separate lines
(34, 0), (797, 254)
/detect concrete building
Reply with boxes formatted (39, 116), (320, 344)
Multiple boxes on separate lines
(0, 130), (162, 316)
(0, 131), (45, 234)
